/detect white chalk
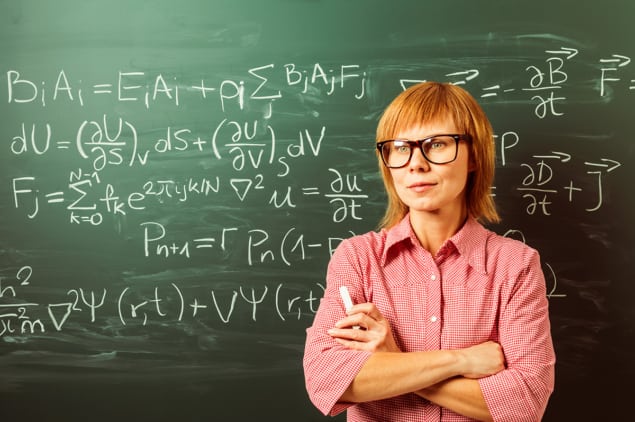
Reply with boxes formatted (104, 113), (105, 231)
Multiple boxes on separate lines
(339, 286), (360, 329)
(339, 285), (354, 311)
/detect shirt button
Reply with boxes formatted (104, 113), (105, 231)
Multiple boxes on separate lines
(430, 316), (438, 322)
(430, 274), (437, 281)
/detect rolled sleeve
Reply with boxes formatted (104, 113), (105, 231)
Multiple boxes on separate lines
(304, 323), (371, 415)
(303, 239), (373, 416)
(479, 250), (556, 421)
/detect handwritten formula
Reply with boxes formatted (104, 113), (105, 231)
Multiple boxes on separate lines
(2, 44), (629, 338)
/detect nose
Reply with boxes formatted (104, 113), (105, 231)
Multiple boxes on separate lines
(408, 146), (431, 171)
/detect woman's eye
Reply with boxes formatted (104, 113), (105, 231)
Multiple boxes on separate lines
(429, 138), (449, 149)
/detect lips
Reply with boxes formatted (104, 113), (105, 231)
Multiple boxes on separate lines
(408, 181), (435, 192)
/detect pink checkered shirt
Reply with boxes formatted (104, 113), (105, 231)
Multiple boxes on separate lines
(304, 215), (555, 421)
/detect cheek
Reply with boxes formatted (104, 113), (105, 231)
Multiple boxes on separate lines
(451, 155), (472, 182)
(439, 165), (470, 194)
(394, 183), (409, 199)
(389, 169), (404, 186)
(390, 171), (409, 197)
(451, 166), (470, 183)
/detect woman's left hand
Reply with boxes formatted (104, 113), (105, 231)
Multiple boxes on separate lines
(328, 302), (401, 353)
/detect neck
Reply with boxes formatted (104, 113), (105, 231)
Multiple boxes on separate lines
(409, 207), (468, 256)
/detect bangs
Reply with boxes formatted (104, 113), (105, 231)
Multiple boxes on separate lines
(377, 84), (471, 141)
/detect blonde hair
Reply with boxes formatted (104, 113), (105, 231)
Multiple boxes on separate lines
(376, 81), (500, 229)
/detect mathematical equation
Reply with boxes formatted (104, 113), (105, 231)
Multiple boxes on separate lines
(401, 48), (635, 118)
(4, 48), (635, 119)
(6, 62), (368, 110)
(0, 266), (325, 337)
(139, 223), (350, 264)
(498, 131), (621, 214)
(11, 167), (368, 226)
(10, 116), (327, 172)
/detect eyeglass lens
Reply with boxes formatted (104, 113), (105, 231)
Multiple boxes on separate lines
(381, 136), (458, 167)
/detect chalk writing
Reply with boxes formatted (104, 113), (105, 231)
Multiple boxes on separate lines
(6, 63), (367, 110)
(0, 266), (326, 336)
(2, 44), (630, 344)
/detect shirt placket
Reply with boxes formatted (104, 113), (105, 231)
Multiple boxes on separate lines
(424, 267), (442, 421)
(424, 270), (442, 349)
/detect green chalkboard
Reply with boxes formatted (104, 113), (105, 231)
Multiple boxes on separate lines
(1, 0), (633, 420)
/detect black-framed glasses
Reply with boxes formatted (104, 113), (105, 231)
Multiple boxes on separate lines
(376, 134), (471, 168)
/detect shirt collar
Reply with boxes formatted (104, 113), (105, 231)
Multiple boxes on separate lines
(382, 214), (489, 275)
(382, 214), (415, 265)
(448, 216), (489, 275)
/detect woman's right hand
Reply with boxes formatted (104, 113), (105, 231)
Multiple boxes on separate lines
(328, 302), (401, 353)
(458, 341), (506, 378)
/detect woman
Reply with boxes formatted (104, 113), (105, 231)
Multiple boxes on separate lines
(303, 82), (555, 421)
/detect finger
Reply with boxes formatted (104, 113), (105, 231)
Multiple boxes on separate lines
(349, 303), (385, 322)
(328, 327), (367, 341)
(347, 302), (373, 315)
(363, 305), (386, 322)
(333, 337), (374, 351)
(334, 314), (366, 329)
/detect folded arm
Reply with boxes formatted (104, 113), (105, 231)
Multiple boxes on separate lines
(416, 377), (493, 422)
(332, 302), (503, 420)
